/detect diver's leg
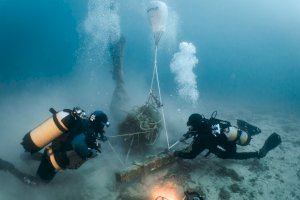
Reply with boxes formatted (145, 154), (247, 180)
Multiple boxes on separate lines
(221, 143), (258, 160)
(228, 152), (259, 160)
(219, 141), (237, 154)
(212, 133), (281, 160)
(36, 150), (56, 182)
(212, 147), (259, 160)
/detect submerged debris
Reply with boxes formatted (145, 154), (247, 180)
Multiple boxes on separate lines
(118, 100), (162, 153)
(183, 189), (205, 200)
(116, 152), (175, 183)
(150, 180), (184, 200)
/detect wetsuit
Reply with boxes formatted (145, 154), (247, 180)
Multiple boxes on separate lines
(174, 120), (259, 160)
(37, 119), (99, 182)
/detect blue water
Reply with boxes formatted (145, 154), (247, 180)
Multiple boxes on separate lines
(0, 0), (299, 112)
(0, 1), (299, 199)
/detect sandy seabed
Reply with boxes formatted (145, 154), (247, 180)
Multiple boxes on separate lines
(0, 104), (299, 200)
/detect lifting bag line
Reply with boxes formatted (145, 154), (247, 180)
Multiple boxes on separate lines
(21, 108), (74, 153)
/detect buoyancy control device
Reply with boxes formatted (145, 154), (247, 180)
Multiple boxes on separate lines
(209, 111), (260, 146)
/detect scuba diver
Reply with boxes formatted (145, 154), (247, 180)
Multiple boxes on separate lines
(21, 107), (110, 182)
(173, 112), (282, 160)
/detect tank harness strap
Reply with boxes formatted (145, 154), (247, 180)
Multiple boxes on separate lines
(63, 109), (73, 113)
(49, 108), (67, 132)
(52, 114), (67, 132)
(49, 108), (57, 115)
(46, 147), (62, 171)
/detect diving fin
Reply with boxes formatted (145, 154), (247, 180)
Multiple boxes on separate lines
(237, 119), (261, 136)
(258, 133), (282, 158)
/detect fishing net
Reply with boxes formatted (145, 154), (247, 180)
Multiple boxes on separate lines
(118, 94), (162, 152)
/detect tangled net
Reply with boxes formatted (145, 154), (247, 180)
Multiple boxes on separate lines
(118, 94), (162, 152)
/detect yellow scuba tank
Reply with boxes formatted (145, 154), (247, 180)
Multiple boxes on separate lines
(224, 126), (250, 146)
(21, 108), (78, 153)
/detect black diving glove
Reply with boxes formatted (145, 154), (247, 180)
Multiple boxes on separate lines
(180, 131), (194, 141)
(99, 134), (108, 142)
(179, 136), (187, 142)
(86, 136), (102, 153)
(93, 140), (102, 153)
(87, 148), (98, 159)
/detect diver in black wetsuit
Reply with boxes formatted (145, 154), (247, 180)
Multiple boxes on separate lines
(21, 108), (110, 183)
(174, 112), (282, 160)
(36, 110), (110, 182)
(0, 108), (110, 185)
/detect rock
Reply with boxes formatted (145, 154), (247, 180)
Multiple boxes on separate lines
(249, 177), (257, 186)
(184, 189), (205, 200)
(184, 186), (206, 200)
(229, 183), (246, 194)
(247, 159), (269, 172)
(248, 191), (256, 199)
(215, 166), (244, 182)
(218, 187), (231, 200)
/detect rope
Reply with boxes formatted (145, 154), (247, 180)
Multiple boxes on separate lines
(135, 103), (161, 145)
(106, 136), (136, 166)
(107, 140), (125, 166)
(125, 136), (134, 164)
(149, 48), (156, 93)
(107, 36), (170, 165)
(106, 124), (158, 165)
(147, 44), (171, 148)
(153, 45), (170, 148)
(106, 131), (151, 138)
